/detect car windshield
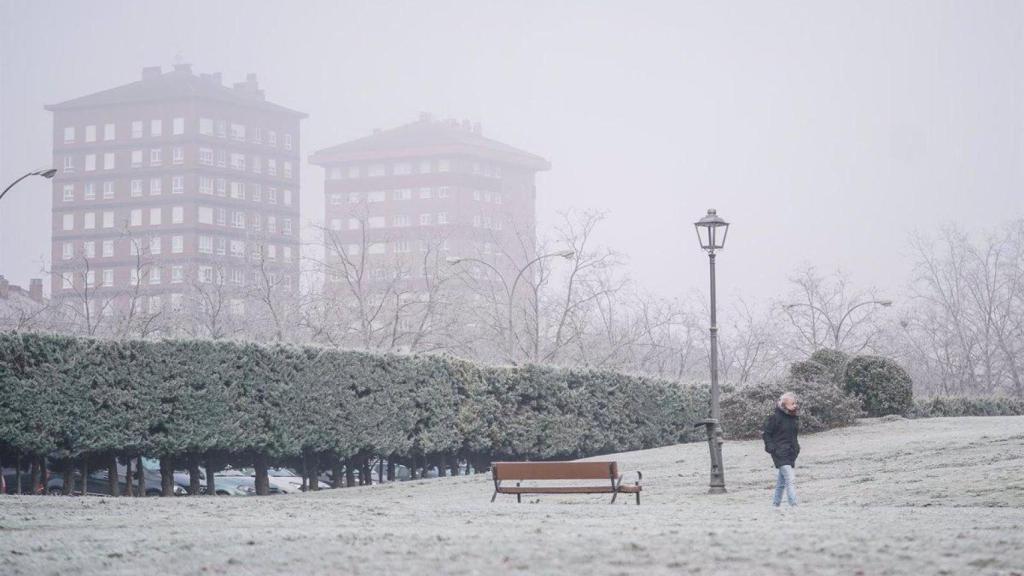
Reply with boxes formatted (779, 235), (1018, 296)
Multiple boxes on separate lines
(267, 468), (298, 477)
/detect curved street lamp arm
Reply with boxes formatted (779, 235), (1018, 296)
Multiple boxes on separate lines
(0, 172), (33, 203)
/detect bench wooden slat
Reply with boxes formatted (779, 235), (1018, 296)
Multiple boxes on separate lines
(492, 461), (618, 481)
(497, 486), (617, 494)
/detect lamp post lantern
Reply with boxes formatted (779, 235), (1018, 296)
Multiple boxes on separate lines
(0, 168), (57, 203)
(694, 208), (729, 494)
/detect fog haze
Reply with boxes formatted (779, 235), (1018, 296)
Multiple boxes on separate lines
(2, 0), (1022, 302)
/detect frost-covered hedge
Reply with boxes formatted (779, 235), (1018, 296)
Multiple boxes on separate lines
(0, 333), (706, 490)
(908, 396), (1024, 418)
(843, 355), (914, 417)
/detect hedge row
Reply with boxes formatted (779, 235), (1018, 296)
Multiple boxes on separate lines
(0, 333), (707, 493)
(909, 396), (1024, 418)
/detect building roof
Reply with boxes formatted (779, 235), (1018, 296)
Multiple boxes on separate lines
(45, 64), (307, 119)
(309, 114), (550, 170)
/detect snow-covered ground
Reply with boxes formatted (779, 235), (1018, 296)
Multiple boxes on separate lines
(2, 416), (1023, 575)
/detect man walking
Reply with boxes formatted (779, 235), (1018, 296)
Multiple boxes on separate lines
(763, 392), (800, 507)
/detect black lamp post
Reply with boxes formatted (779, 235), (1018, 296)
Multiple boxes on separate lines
(694, 208), (729, 494)
(1, 168), (57, 203)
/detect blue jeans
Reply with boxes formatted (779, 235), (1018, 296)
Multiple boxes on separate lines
(773, 465), (797, 506)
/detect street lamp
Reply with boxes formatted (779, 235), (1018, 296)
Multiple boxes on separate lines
(694, 208), (729, 494)
(0, 168), (58, 203)
(448, 248), (575, 362)
(783, 299), (893, 351)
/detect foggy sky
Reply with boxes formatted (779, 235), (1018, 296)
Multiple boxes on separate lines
(2, 0), (1022, 304)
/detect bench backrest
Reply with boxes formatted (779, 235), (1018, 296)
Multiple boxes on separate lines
(491, 461), (619, 481)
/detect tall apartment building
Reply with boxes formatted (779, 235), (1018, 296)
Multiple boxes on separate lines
(309, 114), (549, 290)
(46, 64), (306, 324)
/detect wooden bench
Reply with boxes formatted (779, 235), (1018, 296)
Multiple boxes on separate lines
(490, 461), (643, 505)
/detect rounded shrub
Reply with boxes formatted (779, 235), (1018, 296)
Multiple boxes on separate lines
(842, 355), (913, 417)
(808, 349), (849, 384)
(721, 375), (862, 439)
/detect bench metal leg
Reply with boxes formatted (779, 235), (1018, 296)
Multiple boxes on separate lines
(491, 491), (498, 503)
(636, 492), (640, 506)
(610, 490), (619, 504)
(516, 482), (521, 503)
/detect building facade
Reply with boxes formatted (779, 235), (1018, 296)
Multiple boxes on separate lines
(46, 65), (305, 328)
(309, 114), (549, 292)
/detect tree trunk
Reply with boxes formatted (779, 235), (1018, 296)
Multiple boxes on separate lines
(30, 456), (41, 495)
(301, 450), (309, 492)
(136, 456), (144, 496)
(61, 459), (74, 495)
(123, 457), (134, 497)
(188, 453), (201, 496)
(205, 458), (217, 496)
(15, 454), (23, 494)
(450, 455), (460, 476)
(386, 459), (396, 482)
(81, 457), (89, 496)
(378, 457), (384, 484)
(160, 457), (175, 497)
(253, 453), (269, 496)
(308, 451), (319, 492)
(360, 455), (372, 486)
(107, 454), (119, 497)
(344, 461), (355, 487)
(331, 459), (343, 489)
(436, 455), (447, 477)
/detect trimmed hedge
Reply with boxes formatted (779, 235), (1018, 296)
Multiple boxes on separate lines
(0, 333), (706, 485)
(909, 396), (1024, 418)
(843, 355), (914, 417)
(721, 376), (862, 439)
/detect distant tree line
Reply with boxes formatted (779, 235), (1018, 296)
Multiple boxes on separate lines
(0, 332), (706, 496)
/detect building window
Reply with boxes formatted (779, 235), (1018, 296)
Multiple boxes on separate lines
(393, 188), (411, 201)
(172, 176), (183, 194)
(252, 214), (261, 231)
(328, 218), (341, 231)
(347, 218), (361, 230)
(252, 155), (262, 174)
(62, 213), (74, 230)
(172, 235), (183, 254)
(419, 214), (432, 226)
(267, 159), (277, 176)
(393, 215), (409, 227)
(84, 212), (96, 229)
(131, 121), (143, 139)
(473, 215), (481, 228)
(85, 154), (96, 172)
(283, 161), (292, 178)
(172, 147), (184, 165)
(103, 123), (115, 141)
(173, 117), (184, 135)
(103, 152), (115, 170)
(198, 207), (213, 224)
(216, 237), (226, 255)
(368, 243), (386, 255)
(368, 164), (386, 177)
(171, 266), (183, 283)
(198, 147), (213, 166)
(230, 239), (245, 258)
(102, 211), (114, 229)
(172, 206), (184, 224)
(283, 219), (292, 235)
(283, 189), (292, 205)
(268, 188), (278, 204)
(253, 127), (263, 144)
(63, 156), (74, 174)
(64, 126), (76, 143)
(150, 207), (162, 226)
(84, 183), (96, 201)
(216, 178), (226, 196)
(62, 242), (74, 260)
(150, 177), (162, 195)
(394, 162), (411, 175)
(267, 216), (276, 233)
(131, 180), (142, 197)
(102, 240), (114, 258)
(419, 160), (432, 173)
(150, 119), (162, 137)
(438, 159), (451, 172)
(230, 123), (246, 141)
(199, 118), (213, 135)
(149, 268), (161, 285)
(61, 272), (73, 290)
(62, 184), (74, 202)
(150, 236), (162, 255)
(216, 150), (226, 168)
(199, 236), (213, 254)
(199, 176), (213, 195)
(230, 182), (243, 199)
(230, 153), (246, 171)
(283, 246), (292, 262)
(437, 186), (450, 199)
(102, 181), (114, 199)
(215, 120), (226, 138)
(328, 167), (342, 180)
(368, 216), (385, 229)
(437, 212), (448, 225)
(284, 133), (292, 150)
(251, 184), (262, 202)
(131, 150), (143, 167)
(86, 270), (95, 288)
(347, 166), (360, 179)
(419, 187), (432, 199)
(150, 148), (162, 166)
(232, 211), (246, 229)
(85, 125), (96, 142)
(130, 209), (142, 227)
(395, 241), (411, 254)
(367, 191), (386, 203)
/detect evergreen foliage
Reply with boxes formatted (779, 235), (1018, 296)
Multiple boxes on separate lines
(842, 355), (914, 416)
(0, 333), (706, 476)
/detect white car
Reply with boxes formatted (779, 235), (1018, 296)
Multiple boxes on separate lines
(265, 467), (331, 493)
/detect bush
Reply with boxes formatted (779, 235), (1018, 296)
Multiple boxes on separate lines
(843, 355), (913, 417)
(808, 349), (849, 384)
(908, 396), (1024, 418)
(721, 376), (862, 439)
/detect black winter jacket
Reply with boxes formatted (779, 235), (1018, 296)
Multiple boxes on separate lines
(762, 406), (800, 468)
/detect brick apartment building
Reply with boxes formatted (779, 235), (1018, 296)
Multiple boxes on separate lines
(46, 65), (306, 323)
(309, 114), (550, 290)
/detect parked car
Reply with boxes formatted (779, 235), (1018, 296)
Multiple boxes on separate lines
(46, 461), (186, 496)
(207, 468), (281, 496)
(265, 467), (331, 493)
(2, 467), (37, 494)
